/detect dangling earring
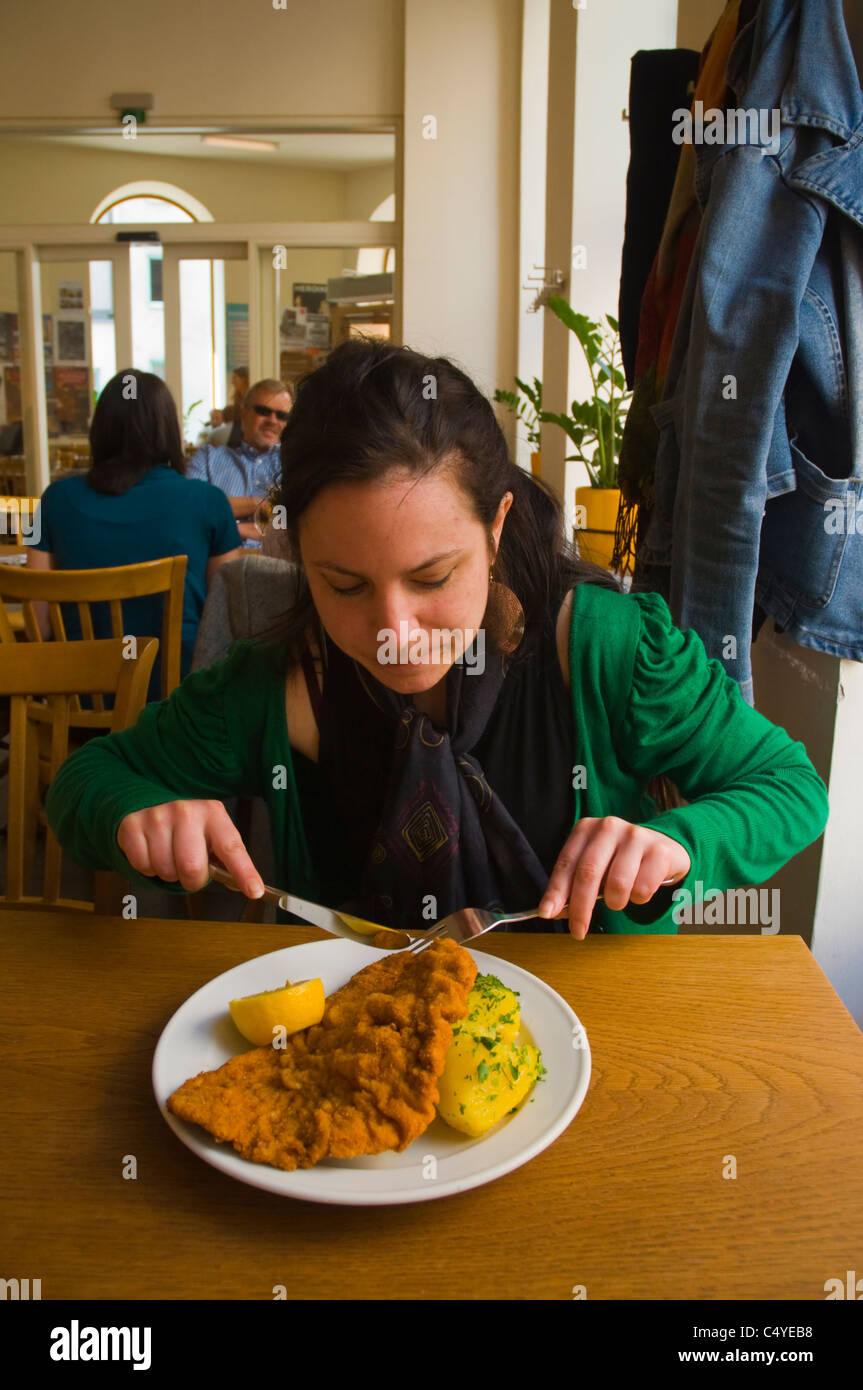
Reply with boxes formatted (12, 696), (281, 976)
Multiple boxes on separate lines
(483, 563), (525, 654)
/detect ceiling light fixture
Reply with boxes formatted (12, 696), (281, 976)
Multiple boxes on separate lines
(201, 135), (278, 153)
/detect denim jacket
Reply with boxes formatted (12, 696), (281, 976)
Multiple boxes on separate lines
(641, 0), (863, 704)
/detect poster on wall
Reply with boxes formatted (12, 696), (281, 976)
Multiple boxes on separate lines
(225, 302), (249, 373)
(279, 307), (306, 348)
(53, 367), (91, 434)
(0, 312), (19, 363)
(58, 280), (85, 312)
(292, 283), (327, 312)
(306, 315), (331, 349)
(55, 317), (89, 365)
(3, 366), (21, 422)
(280, 284), (331, 354)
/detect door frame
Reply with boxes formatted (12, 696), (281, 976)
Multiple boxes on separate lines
(0, 219), (400, 494)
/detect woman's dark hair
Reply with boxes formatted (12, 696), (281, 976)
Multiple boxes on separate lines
(267, 337), (683, 811)
(87, 370), (185, 495)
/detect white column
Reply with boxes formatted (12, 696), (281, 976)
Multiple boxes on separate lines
(112, 245), (133, 370)
(541, 0), (579, 528)
(516, 0), (550, 476)
(162, 248), (182, 419)
(16, 245), (49, 496)
(402, 0), (521, 401)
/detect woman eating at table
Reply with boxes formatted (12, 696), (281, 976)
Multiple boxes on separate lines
(45, 340), (829, 937)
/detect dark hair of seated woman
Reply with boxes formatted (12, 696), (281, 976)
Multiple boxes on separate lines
(87, 369), (185, 496)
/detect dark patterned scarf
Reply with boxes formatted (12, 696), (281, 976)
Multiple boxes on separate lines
(316, 635), (551, 932)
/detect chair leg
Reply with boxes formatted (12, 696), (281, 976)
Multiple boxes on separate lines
(21, 720), (39, 895)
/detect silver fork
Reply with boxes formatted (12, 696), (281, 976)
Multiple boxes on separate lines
(414, 876), (682, 953)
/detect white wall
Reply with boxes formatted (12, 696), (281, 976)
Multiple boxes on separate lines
(539, 0), (678, 523)
(0, 139), (347, 226)
(567, 0), (678, 425)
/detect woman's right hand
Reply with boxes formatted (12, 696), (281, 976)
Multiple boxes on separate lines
(117, 800), (265, 897)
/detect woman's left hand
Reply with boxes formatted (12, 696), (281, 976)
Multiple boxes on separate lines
(538, 817), (692, 939)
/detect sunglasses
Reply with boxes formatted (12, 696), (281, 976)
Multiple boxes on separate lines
(252, 403), (290, 422)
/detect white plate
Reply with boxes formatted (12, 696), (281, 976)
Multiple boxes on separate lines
(152, 940), (591, 1205)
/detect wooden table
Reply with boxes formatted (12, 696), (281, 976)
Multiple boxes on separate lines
(2, 913), (862, 1301)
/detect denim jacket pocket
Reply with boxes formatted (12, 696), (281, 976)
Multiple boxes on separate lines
(759, 437), (860, 609)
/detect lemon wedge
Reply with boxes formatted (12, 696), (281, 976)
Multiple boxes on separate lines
(336, 911), (392, 936)
(228, 978), (325, 1047)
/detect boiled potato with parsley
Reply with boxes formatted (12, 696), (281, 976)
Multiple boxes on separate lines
(437, 973), (544, 1138)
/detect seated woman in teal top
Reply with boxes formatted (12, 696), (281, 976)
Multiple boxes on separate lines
(45, 342), (830, 936)
(29, 370), (243, 699)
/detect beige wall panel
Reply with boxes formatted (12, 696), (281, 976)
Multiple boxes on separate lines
(0, 0), (403, 121)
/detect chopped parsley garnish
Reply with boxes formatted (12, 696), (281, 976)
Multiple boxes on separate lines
(477, 1060), (489, 1083)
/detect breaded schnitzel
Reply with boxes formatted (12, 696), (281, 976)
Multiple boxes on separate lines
(167, 939), (477, 1172)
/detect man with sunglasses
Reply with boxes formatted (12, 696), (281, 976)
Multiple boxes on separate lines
(187, 379), (293, 546)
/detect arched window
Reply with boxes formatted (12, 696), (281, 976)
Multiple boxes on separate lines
(90, 182), (213, 225)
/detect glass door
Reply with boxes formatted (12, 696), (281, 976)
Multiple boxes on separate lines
(3, 219), (398, 494)
(162, 244), (248, 452)
(258, 243), (395, 397)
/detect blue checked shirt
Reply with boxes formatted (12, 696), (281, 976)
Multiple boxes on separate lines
(186, 440), (282, 549)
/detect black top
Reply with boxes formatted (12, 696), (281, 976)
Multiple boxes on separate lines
(291, 613), (578, 932)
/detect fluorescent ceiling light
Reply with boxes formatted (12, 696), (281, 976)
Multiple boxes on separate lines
(201, 136), (278, 152)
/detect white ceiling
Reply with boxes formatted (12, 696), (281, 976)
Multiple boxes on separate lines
(42, 132), (395, 170)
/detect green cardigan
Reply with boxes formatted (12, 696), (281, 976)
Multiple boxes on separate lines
(45, 585), (830, 933)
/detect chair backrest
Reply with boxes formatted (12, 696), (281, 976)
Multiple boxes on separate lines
(0, 555), (187, 703)
(0, 636), (158, 911)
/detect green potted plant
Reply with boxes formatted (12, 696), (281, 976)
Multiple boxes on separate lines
(182, 398), (205, 454)
(543, 297), (632, 569)
(493, 377), (543, 477)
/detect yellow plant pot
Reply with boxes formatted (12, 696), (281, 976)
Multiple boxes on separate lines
(574, 485), (622, 570)
(530, 450), (541, 477)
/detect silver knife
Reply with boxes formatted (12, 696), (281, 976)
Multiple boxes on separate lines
(208, 863), (414, 949)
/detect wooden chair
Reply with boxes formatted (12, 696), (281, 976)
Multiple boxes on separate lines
(0, 637), (158, 912)
(0, 556), (186, 837)
(0, 555), (187, 707)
